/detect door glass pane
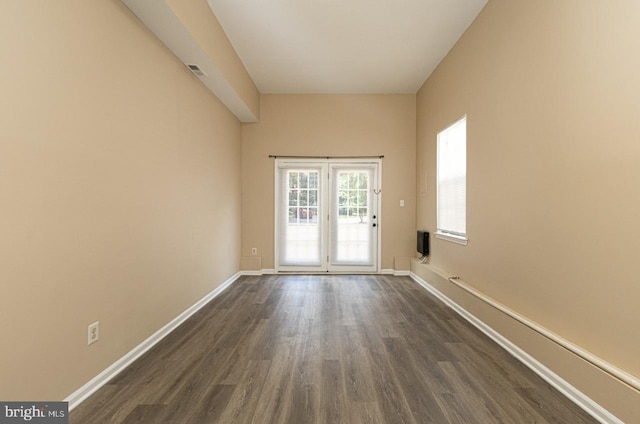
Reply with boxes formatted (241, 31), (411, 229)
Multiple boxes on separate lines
(289, 172), (298, 188)
(332, 169), (372, 265)
(358, 172), (368, 189)
(280, 169), (321, 266)
(309, 189), (317, 206)
(309, 172), (318, 189)
(288, 190), (298, 206)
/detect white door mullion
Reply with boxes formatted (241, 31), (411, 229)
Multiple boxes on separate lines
(321, 163), (329, 270)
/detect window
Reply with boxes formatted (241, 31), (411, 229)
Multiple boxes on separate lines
(437, 116), (467, 245)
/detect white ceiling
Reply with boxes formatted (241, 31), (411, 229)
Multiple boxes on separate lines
(207, 0), (487, 94)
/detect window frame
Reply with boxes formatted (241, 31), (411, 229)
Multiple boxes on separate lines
(436, 115), (468, 246)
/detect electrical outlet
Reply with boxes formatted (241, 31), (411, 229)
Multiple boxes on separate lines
(251, 248), (257, 255)
(88, 321), (99, 345)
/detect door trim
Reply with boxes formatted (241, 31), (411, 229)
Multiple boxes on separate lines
(274, 158), (382, 273)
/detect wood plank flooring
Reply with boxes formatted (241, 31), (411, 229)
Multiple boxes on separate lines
(70, 275), (598, 424)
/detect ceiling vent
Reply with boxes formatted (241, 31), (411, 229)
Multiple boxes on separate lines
(185, 64), (207, 77)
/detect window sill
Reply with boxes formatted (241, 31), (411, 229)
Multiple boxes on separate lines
(435, 232), (468, 246)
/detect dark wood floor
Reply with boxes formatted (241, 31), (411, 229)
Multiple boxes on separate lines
(70, 275), (598, 424)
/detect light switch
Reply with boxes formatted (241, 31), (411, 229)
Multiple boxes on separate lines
(400, 200), (405, 207)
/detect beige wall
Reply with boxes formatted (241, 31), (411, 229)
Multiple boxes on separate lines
(416, 0), (640, 421)
(0, 0), (241, 401)
(242, 94), (416, 270)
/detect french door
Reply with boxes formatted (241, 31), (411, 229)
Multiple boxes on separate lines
(275, 159), (381, 272)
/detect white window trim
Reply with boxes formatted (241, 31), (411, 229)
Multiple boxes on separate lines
(435, 231), (468, 246)
(436, 115), (468, 245)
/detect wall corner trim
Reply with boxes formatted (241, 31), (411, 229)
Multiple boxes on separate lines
(65, 272), (242, 411)
(408, 272), (623, 424)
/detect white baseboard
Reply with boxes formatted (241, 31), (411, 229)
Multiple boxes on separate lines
(380, 269), (410, 276)
(409, 272), (622, 424)
(64, 268), (621, 422)
(240, 269), (276, 276)
(65, 272), (242, 411)
(248, 269), (405, 276)
(239, 270), (262, 276)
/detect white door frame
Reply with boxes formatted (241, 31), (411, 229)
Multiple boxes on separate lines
(274, 158), (382, 273)
(275, 160), (328, 273)
(327, 162), (379, 273)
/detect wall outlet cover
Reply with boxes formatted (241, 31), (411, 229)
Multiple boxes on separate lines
(88, 321), (99, 345)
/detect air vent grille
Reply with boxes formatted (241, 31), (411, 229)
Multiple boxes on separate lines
(186, 64), (206, 77)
